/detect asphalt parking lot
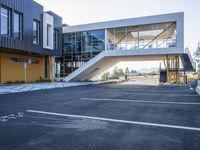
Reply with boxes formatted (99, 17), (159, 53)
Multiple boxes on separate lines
(0, 82), (200, 150)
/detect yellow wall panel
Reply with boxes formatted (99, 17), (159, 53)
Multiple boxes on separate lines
(0, 52), (45, 84)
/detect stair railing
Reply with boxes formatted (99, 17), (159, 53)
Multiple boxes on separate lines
(185, 48), (196, 71)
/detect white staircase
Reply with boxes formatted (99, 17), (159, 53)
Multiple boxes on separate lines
(64, 50), (119, 82)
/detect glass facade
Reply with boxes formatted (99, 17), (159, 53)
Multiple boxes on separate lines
(14, 12), (22, 40)
(57, 22), (177, 77)
(1, 6), (11, 37)
(57, 29), (105, 77)
(63, 30), (105, 53)
(107, 22), (177, 50)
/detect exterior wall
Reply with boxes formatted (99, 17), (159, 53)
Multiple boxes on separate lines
(0, 0), (62, 84)
(0, 52), (45, 84)
(0, 0), (62, 56)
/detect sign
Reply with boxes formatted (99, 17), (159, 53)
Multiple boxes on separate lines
(9, 58), (39, 64)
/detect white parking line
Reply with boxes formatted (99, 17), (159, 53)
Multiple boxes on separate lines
(107, 91), (199, 97)
(110, 88), (190, 92)
(81, 98), (200, 105)
(27, 110), (200, 131)
(111, 89), (196, 93)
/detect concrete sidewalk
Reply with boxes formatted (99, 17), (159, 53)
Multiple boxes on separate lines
(0, 82), (98, 95)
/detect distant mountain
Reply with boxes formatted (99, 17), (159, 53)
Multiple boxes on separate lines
(138, 67), (159, 73)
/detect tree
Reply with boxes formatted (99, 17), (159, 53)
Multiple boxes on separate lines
(125, 67), (130, 74)
(194, 42), (200, 78)
(113, 67), (119, 77)
(194, 42), (200, 64)
(101, 72), (110, 81)
(112, 67), (124, 77)
(194, 42), (200, 72)
(118, 68), (124, 76)
(131, 70), (137, 73)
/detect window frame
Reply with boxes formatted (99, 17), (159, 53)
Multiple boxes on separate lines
(54, 28), (59, 50)
(0, 5), (11, 38)
(46, 24), (52, 47)
(13, 11), (23, 40)
(33, 19), (40, 45)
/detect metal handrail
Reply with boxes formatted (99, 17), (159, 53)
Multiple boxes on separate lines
(185, 48), (196, 71)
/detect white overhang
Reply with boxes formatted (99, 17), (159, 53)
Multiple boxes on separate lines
(63, 12), (183, 33)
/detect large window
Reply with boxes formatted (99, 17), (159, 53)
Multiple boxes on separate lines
(83, 30), (105, 52)
(47, 24), (52, 46)
(1, 6), (11, 37)
(63, 30), (105, 52)
(107, 22), (177, 50)
(33, 20), (40, 45)
(14, 12), (23, 40)
(62, 30), (105, 76)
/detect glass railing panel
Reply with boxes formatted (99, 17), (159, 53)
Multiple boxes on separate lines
(107, 40), (176, 50)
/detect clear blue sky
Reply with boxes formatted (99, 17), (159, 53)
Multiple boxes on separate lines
(35, 0), (200, 71)
(35, 0), (200, 51)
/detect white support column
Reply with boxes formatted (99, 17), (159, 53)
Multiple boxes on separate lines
(105, 29), (108, 51)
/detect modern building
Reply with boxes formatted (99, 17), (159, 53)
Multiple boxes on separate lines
(59, 12), (195, 83)
(0, 0), (195, 84)
(0, 0), (62, 84)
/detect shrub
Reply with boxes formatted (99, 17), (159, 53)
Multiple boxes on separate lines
(20, 81), (25, 83)
(6, 81), (13, 84)
(14, 81), (20, 84)
(36, 79), (52, 83)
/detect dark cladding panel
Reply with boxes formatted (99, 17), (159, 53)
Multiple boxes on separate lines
(0, 0), (62, 56)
